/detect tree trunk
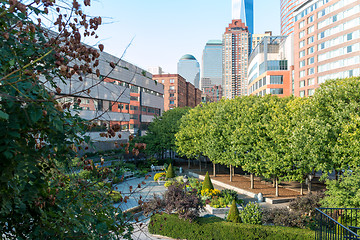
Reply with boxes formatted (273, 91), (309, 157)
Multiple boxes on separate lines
(308, 179), (312, 193)
(230, 165), (232, 182)
(300, 182), (304, 195)
(213, 162), (216, 177)
(275, 178), (279, 197)
(232, 166), (235, 176)
(273, 177), (276, 188)
(335, 170), (339, 181)
(250, 173), (254, 189)
(188, 159), (190, 169)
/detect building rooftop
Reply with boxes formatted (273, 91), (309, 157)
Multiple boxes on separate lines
(180, 54), (197, 61)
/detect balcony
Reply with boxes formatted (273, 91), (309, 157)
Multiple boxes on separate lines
(169, 96), (176, 101)
(168, 89), (176, 94)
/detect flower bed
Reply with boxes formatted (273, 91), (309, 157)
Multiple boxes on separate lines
(204, 204), (243, 214)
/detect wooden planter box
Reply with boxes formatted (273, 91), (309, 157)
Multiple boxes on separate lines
(204, 204), (243, 215)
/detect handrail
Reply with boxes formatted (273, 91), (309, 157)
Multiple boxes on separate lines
(316, 208), (360, 237)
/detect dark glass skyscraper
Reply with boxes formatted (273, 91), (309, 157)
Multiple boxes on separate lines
(232, 0), (254, 35)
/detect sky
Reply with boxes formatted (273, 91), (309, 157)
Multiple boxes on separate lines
(85, 0), (280, 74)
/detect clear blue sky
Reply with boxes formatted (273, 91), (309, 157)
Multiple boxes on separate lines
(85, 0), (280, 74)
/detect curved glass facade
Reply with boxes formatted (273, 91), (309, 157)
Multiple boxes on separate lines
(281, 0), (307, 35)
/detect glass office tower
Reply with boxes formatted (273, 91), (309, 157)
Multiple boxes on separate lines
(177, 54), (200, 89)
(232, 0), (254, 35)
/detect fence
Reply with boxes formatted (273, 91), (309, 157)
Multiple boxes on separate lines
(315, 208), (360, 239)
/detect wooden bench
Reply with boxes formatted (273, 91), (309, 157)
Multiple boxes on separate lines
(151, 165), (164, 172)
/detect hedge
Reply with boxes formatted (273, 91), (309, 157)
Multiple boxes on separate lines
(149, 214), (315, 240)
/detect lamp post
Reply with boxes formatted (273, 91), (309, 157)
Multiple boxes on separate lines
(307, 173), (314, 193)
(183, 175), (188, 192)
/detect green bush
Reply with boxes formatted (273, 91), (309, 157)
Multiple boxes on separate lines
(109, 191), (122, 203)
(202, 171), (214, 191)
(149, 213), (315, 240)
(166, 163), (175, 179)
(227, 200), (241, 223)
(154, 172), (166, 181)
(240, 202), (262, 225)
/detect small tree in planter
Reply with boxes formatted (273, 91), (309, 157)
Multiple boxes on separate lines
(227, 200), (241, 223)
(166, 163), (176, 179)
(202, 171), (214, 191)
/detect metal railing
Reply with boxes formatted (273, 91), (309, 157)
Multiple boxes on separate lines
(315, 208), (360, 240)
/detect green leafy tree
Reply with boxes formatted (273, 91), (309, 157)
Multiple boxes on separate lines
(321, 169), (360, 208)
(202, 171), (214, 191)
(292, 77), (360, 180)
(0, 1), (133, 238)
(143, 107), (190, 158)
(227, 200), (241, 223)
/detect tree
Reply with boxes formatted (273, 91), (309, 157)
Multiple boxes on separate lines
(0, 1), (132, 238)
(202, 171), (214, 191)
(292, 77), (360, 180)
(227, 200), (241, 223)
(321, 169), (360, 208)
(143, 107), (190, 158)
(166, 163), (175, 179)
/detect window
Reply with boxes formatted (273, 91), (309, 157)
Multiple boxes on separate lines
(170, 79), (175, 84)
(169, 100), (174, 104)
(332, 15), (337, 22)
(270, 75), (283, 85)
(308, 68), (315, 75)
(170, 93), (174, 97)
(130, 105), (138, 111)
(308, 36), (314, 44)
(130, 114), (138, 120)
(299, 90), (305, 97)
(308, 89), (315, 96)
(270, 88), (283, 95)
(347, 33), (353, 41)
(308, 57), (314, 65)
(263, 77), (266, 86)
(161, 79), (164, 83)
(299, 40), (305, 48)
(299, 30), (305, 38)
(125, 105), (129, 110)
(299, 20), (305, 28)
(118, 104), (123, 109)
(169, 86), (175, 90)
(308, 15), (314, 23)
(300, 60), (305, 68)
(318, 9), (326, 18)
(142, 107), (146, 112)
(130, 85), (139, 93)
(299, 50), (305, 58)
(347, 45), (352, 53)
(308, 26), (314, 34)
(308, 78), (315, 86)
(319, 31), (325, 39)
(299, 80), (305, 88)
(130, 96), (139, 101)
(319, 42), (325, 50)
(308, 46), (314, 54)
(300, 70), (305, 78)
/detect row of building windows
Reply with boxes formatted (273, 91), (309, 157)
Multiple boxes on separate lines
(109, 79), (163, 97)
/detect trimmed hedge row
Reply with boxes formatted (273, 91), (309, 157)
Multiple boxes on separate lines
(149, 214), (315, 240)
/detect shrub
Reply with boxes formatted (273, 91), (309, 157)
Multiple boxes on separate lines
(112, 177), (123, 184)
(240, 202), (262, 225)
(262, 208), (309, 229)
(166, 163), (175, 179)
(202, 171), (214, 191)
(149, 213), (316, 240)
(188, 178), (202, 195)
(164, 179), (176, 188)
(221, 189), (239, 201)
(227, 200), (241, 223)
(154, 172), (166, 181)
(289, 191), (325, 216)
(164, 184), (203, 221)
(109, 191), (122, 203)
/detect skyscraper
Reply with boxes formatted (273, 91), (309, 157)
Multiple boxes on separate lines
(177, 54), (200, 89)
(232, 0), (254, 35)
(223, 19), (250, 98)
(201, 40), (223, 90)
(280, 0), (307, 36)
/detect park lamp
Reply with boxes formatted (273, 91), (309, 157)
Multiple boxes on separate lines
(183, 175), (188, 184)
(308, 173), (314, 181)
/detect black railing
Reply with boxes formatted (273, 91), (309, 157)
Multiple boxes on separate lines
(315, 208), (360, 240)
